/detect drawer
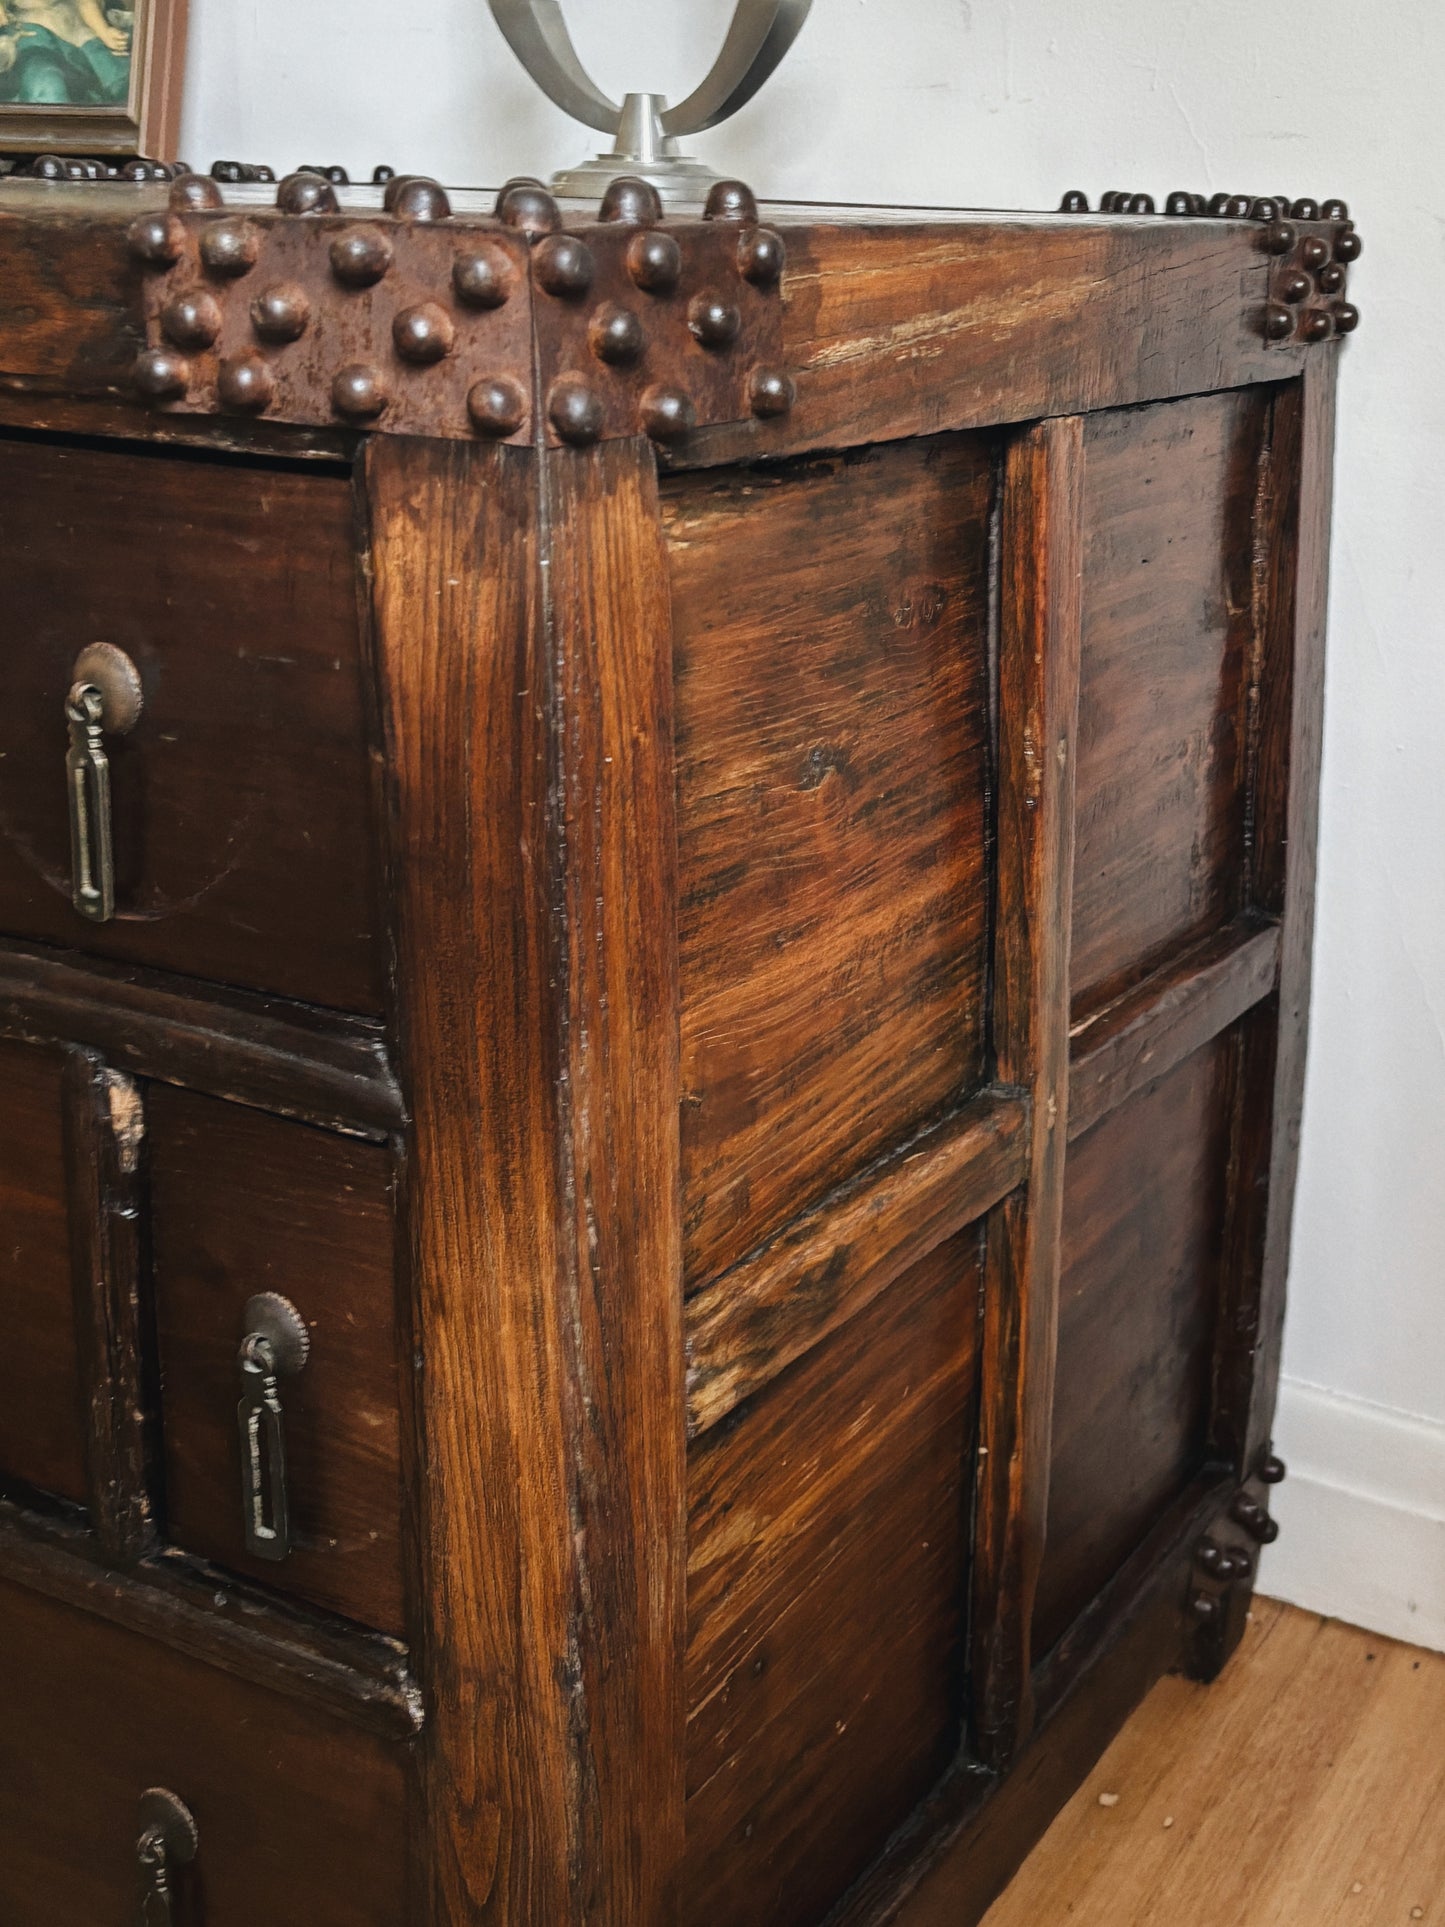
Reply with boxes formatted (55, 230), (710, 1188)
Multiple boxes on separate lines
(0, 1039), (87, 1507)
(0, 435), (384, 1014)
(0, 1575), (407, 1926)
(148, 1087), (405, 1634)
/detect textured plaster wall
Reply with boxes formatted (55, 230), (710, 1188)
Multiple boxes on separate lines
(182, 0), (1445, 1641)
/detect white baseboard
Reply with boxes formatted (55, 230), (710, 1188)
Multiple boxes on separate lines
(1257, 1376), (1445, 1655)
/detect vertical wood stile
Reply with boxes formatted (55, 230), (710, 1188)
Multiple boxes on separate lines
(543, 438), (687, 1926)
(972, 416), (1085, 1768)
(364, 436), (576, 1924)
(61, 1047), (150, 1566)
(1214, 358), (1339, 1479)
(364, 431), (685, 1925)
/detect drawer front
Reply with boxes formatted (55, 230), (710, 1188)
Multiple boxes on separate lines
(149, 1087), (405, 1634)
(0, 1039), (87, 1506)
(0, 1576), (408, 1926)
(0, 436), (383, 1014)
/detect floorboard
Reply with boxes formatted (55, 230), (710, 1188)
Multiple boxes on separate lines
(980, 1600), (1445, 1926)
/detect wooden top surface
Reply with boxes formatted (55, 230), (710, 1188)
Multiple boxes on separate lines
(0, 177), (1353, 458)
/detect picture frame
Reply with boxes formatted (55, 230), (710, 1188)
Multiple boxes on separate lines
(0, 0), (187, 159)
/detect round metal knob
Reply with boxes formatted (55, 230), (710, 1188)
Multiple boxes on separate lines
(331, 363), (389, 420)
(200, 216), (260, 277)
(467, 376), (528, 438)
(627, 230), (682, 295)
(217, 352), (276, 414)
(640, 385), (696, 442)
(589, 303), (645, 366)
(331, 226), (394, 288)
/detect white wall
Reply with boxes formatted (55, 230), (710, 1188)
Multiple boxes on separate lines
(184, 0), (1445, 1652)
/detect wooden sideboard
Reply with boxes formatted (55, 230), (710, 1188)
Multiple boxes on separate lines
(0, 166), (1353, 1925)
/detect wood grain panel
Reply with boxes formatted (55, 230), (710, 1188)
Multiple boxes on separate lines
(685, 1230), (980, 1927)
(0, 1038), (87, 1504)
(683, 217), (1308, 469)
(1070, 391), (1268, 1019)
(0, 1575), (407, 1926)
(0, 435), (383, 1012)
(148, 1086), (404, 1634)
(1034, 1039), (1233, 1659)
(666, 435), (993, 1289)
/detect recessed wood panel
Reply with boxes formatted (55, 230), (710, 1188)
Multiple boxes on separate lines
(1033, 1037), (1232, 1659)
(685, 1228), (980, 1927)
(666, 437), (994, 1289)
(0, 1039), (86, 1506)
(149, 1088), (404, 1633)
(1070, 392), (1266, 1019)
(0, 1576), (407, 1926)
(0, 436), (383, 1013)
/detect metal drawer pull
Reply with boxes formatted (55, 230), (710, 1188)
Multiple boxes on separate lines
(64, 642), (143, 925)
(136, 1788), (197, 1927)
(237, 1291), (311, 1562)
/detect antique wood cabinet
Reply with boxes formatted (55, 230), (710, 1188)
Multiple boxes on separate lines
(0, 166), (1352, 1925)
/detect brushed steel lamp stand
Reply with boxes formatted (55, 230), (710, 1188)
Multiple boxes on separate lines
(488, 0), (813, 210)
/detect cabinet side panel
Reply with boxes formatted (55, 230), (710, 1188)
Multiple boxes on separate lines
(664, 436), (994, 1290)
(1034, 1037), (1232, 1659)
(1071, 392), (1268, 1019)
(685, 1229), (980, 1927)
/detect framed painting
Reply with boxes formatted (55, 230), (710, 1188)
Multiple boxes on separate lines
(0, 0), (187, 158)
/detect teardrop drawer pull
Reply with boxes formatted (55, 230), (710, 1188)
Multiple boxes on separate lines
(64, 642), (143, 925)
(236, 1291), (311, 1562)
(136, 1788), (198, 1926)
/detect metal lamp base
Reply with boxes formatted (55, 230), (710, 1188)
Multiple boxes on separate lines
(489, 3), (814, 214)
(549, 95), (722, 213)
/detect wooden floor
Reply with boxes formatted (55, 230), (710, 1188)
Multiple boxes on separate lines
(980, 1600), (1445, 1926)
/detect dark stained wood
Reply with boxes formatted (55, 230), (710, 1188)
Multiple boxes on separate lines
(0, 939), (402, 1136)
(1070, 390), (1268, 1020)
(543, 438), (688, 1924)
(1030, 1470), (1226, 1728)
(665, 435), (994, 1288)
(683, 217), (1311, 468)
(686, 1231), (980, 1927)
(1068, 918), (1281, 1143)
(844, 1476), (1220, 1927)
(0, 186), (1349, 1927)
(0, 198), (1314, 458)
(365, 435), (578, 1923)
(0, 1501), (420, 1739)
(0, 434), (384, 1012)
(1034, 1039), (1233, 1661)
(1215, 362), (1339, 1488)
(0, 203), (142, 400)
(147, 1086), (405, 1633)
(0, 1574), (408, 1927)
(971, 416), (1083, 1768)
(62, 1049), (152, 1564)
(0, 1038), (88, 1505)
(685, 1088), (1029, 1438)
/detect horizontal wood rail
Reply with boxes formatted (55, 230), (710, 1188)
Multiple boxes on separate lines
(0, 941), (403, 1137)
(0, 1503), (421, 1739)
(1068, 920), (1281, 1145)
(685, 1088), (1031, 1438)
